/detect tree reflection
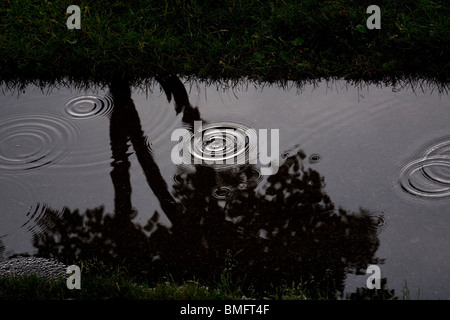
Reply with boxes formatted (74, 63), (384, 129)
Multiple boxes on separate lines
(0, 238), (5, 261)
(30, 76), (385, 298)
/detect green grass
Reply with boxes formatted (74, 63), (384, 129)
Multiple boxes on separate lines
(0, 274), (382, 300)
(0, 271), (305, 300)
(0, 274), (409, 300)
(0, 0), (449, 84)
(0, 259), (403, 300)
(0, 258), (310, 300)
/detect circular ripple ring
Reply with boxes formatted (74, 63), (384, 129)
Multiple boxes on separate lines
(0, 114), (81, 172)
(63, 94), (114, 119)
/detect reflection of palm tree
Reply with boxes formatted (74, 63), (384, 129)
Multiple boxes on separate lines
(109, 78), (180, 224)
(156, 74), (202, 126)
(30, 76), (386, 298)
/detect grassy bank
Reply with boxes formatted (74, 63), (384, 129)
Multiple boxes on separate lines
(0, 274), (407, 300)
(0, 258), (402, 300)
(0, 270), (399, 300)
(0, 270), (312, 300)
(0, 0), (449, 84)
(0, 258), (313, 300)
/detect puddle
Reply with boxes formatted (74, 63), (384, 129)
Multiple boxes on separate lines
(0, 77), (449, 299)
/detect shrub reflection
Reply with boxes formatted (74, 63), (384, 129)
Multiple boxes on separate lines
(30, 76), (386, 298)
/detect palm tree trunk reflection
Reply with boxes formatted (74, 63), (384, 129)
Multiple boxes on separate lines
(109, 78), (180, 224)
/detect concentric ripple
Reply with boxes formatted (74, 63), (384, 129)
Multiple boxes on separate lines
(361, 210), (387, 235)
(398, 138), (450, 200)
(63, 93), (114, 119)
(233, 166), (263, 188)
(20, 202), (53, 235)
(0, 176), (34, 214)
(0, 175), (38, 239)
(309, 154), (322, 164)
(0, 114), (81, 172)
(211, 185), (236, 200)
(180, 121), (258, 170)
(172, 165), (195, 187)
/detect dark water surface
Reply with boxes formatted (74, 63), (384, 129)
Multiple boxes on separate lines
(0, 77), (449, 299)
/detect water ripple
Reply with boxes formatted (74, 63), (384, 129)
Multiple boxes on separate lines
(172, 165), (195, 186)
(63, 93), (114, 120)
(309, 154), (322, 164)
(21, 202), (52, 235)
(211, 185), (236, 200)
(0, 114), (82, 173)
(361, 210), (387, 235)
(180, 121), (258, 170)
(398, 138), (450, 200)
(0, 175), (37, 239)
(233, 166), (263, 186)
